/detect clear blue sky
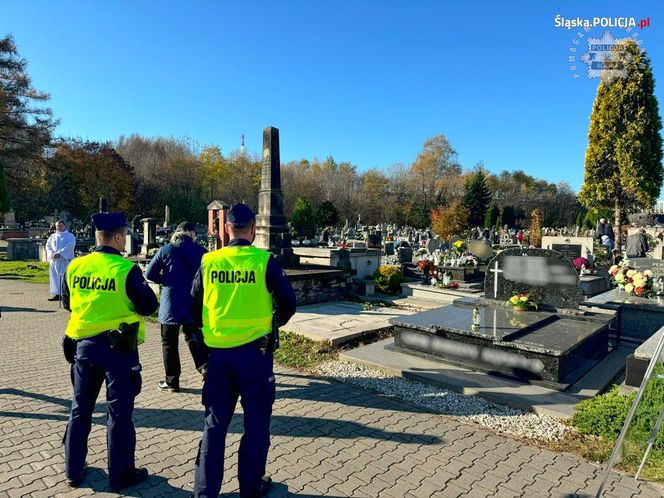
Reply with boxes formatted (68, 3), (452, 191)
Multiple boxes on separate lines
(3, 1), (663, 191)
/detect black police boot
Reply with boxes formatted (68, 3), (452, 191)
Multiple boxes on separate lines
(48, 295), (60, 301)
(158, 380), (179, 392)
(66, 468), (85, 488)
(109, 467), (148, 491)
(241, 476), (273, 498)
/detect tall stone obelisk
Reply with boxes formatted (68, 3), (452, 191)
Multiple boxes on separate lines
(255, 127), (296, 265)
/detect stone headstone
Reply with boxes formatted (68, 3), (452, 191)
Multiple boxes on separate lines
(652, 244), (664, 260)
(140, 217), (158, 256)
(367, 233), (381, 248)
(397, 246), (413, 264)
(500, 233), (514, 246)
(651, 261), (664, 278)
(542, 236), (593, 261)
(426, 238), (440, 254)
(3, 211), (16, 227)
(468, 240), (493, 261)
(484, 247), (580, 309)
(125, 231), (134, 255)
(551, 243), (582, 261)
(6, 238), (40, 260)
(336, 249), (352, 271)
(164, 205), (170, 227)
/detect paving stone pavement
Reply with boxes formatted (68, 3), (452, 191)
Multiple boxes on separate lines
(1, 279), (663, 498)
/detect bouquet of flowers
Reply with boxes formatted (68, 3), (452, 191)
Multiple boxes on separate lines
(609, 261), (654, 298)
(417, 259), (436, 273)
(572, 257), (590, 272)
(452, 240), (467, 257)
(463, 253), (478, 266)
(436, 281), (459, 289)
(507, 292), (538, 311)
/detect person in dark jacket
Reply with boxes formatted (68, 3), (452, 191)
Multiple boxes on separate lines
(626, 228), (649, 258)
(596, 218), (615, 242)
(144, 221), (208, 392)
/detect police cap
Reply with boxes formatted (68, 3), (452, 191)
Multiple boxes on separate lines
(227, 203), (255, 225)
(91, 212), (127, 231)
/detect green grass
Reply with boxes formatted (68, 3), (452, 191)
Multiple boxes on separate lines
(274, 331), (338, 369)
(0, 259), (49, 283)
(569, 381), (664, 483)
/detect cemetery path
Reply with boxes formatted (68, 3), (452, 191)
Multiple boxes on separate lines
(0, 279), (662, 498)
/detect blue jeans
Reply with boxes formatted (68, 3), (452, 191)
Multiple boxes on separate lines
(64, 333), (142, 487)
(194, 343), (275, 498)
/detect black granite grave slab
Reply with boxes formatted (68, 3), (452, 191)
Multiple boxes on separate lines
(389, 247), (612, 390)
(436, 265), (484, 282)
(389, 294), (613, 389)
(390, 304), (555, 341)
(484, 247), (580, 310)
(585, 288), (664, 343)
(390, 305), (610, 389)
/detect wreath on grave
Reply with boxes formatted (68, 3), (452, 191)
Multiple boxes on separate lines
(507, 292), (539, 311)
(609, 261), (655, 298)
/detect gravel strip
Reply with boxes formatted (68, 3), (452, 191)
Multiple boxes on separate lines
(315, 360), (573, 442)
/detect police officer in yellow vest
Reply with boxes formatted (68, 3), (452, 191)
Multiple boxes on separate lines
(61, 212), (158, 490)
(192, 203), (296, 498)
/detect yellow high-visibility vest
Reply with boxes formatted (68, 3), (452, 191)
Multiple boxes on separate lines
(65, 252), (145, 342)
(202, 245), (273, 348)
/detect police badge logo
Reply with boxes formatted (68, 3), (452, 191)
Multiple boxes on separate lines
(579, 30), (634, 80)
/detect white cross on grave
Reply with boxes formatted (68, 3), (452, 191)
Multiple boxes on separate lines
(490, 260), (503, 298)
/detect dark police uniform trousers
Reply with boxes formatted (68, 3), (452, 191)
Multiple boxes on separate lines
(194, 341), (275, 498)
(65, 333), (142, 486)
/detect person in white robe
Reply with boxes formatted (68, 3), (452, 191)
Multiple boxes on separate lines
(46, 220), (76, 300)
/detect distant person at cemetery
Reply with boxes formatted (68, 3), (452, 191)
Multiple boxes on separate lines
(516, 230), (524, 246)
(319, 225), (331, 245)
(61, 212), (158, 490)
(46, 220), (76, 301)
(144, 221), (208, 393)
(596, 218), (614, 242)
(626, 228), (649, 258)
(601, 235), (614, 253)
